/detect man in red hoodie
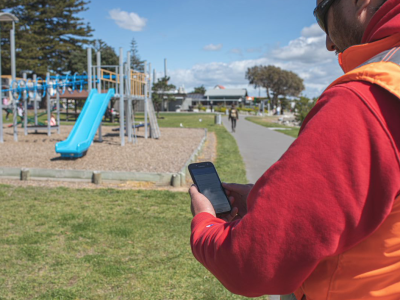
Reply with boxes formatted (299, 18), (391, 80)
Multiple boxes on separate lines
(190, 0), (400, 299)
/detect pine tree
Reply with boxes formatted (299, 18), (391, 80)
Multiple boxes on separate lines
(130, 38), (144, 72)
(92, 39), (119, 66)
(66, 39), (119, 74)
(0, 0), (93, 77)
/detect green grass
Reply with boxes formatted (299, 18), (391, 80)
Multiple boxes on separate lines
(246, 116), (300, 138)
(0, 186), (268, 299)
(158, 113), (247, 183)
(0, 112), (258, 299)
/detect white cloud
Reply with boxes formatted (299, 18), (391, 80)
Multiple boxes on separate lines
(271, 25), (333, 64)
(109, 8), (147, 32)
(203, 44), (223, 51)
(246, 47), (262, 53)
(301, 23), (325, 38)
(230, 48), (243, 55)
(168, 24), (343, 98)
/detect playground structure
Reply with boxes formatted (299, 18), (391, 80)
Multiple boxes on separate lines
(87, 47), (161, 146)
(0, 12), (18, 143)
(0, 45), (161, 156)
(0, 11), (205, 187)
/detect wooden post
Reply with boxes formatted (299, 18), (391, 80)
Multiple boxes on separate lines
(20, 168), (30, 181)
(92, 171), (102, 185)
(171, 174), (181, 187)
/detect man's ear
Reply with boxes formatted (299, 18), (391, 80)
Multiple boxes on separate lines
(355, 0), (371, 16)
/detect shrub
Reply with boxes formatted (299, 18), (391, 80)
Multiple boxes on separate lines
(295, 97), (317, 125)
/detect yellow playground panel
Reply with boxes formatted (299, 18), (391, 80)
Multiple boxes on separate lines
(99, 69), (146, 97)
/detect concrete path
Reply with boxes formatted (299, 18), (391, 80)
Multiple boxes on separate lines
(222, 116), (295, 300)
(222, 115), (295, 184)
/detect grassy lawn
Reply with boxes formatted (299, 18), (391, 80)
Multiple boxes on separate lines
(0, 113), (262, 299)
(1, 186), (265, 299)
(246, 116), (300, 139)
(157, 113), (247, 183)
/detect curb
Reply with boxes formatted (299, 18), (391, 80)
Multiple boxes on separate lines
(177, 128), (208, 186)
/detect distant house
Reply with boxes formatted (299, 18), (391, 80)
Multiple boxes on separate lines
(184, 93), (205, 109)
(165, 86), (191, 111)
(205, 86), (248, 106)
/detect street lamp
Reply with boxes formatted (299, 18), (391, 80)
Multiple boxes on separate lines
(0, 12), (19, 143)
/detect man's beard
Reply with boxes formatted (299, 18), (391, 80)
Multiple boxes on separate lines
(330, 2), (364, 54)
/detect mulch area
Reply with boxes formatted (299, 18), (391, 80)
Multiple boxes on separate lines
(0, 125), (216, 190)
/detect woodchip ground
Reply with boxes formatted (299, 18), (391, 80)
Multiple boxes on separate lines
(0, 125), (216, 190)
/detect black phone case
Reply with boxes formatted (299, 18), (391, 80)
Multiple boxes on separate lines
(188, 162), (232, 215)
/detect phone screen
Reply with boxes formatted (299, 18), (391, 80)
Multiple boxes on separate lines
(190, 164), (231, 214)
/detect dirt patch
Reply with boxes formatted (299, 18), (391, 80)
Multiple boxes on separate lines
(0, 126), (217, 190)
(1, 125), (205, 173)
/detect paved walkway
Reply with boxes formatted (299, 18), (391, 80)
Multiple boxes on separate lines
(222, 115), (296, 300)
(223, 115), (294, 300)
(222, 115), (295, 184)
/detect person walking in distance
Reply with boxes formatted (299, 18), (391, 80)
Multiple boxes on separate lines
(228, 104), (239, 132)
(189, 0), (400, 299)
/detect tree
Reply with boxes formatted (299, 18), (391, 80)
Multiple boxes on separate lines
(295, 96), (318, 125)
(92, 39), (119, 66)
(152, 76), (176, 118)
(66, 39), (119, 74)
(246, 65), (305, 108)
(0, 0), (93, 76)
(191, 85), (206, 95)
(245, 65), (264, 94)
(246, 65), (279, 100)
(271, 69), (305, 108)
(130, 38), (144, 72)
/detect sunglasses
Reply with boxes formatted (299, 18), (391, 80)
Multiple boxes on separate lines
(313, 0), (337, 35)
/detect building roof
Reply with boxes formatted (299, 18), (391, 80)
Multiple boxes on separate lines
(205, 89), (248, 98)
(186, 93), (205, 100)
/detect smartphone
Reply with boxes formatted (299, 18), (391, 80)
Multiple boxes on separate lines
(188, 162), (232, 215)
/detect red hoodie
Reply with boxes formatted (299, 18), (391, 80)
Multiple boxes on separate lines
(191, 0), (400, 297)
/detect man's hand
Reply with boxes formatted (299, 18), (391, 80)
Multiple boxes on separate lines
(222, 183), (254, 218)
(189, 185), (238, 222)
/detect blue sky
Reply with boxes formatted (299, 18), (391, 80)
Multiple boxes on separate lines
(81, 0), (343, 97)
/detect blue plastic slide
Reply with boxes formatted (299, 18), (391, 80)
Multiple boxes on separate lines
(55, 89), (115, 158)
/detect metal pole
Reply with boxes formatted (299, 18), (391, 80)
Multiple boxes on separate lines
(123, 62), (128, 139)
(56, 90), (60, 134)
(268, 100), (271, 116)
(11, 23), (17, 141)
(119, 47), (125, 146)
(97, 52), (101, 93)
(33, 74), (38, 125)
(97, 51), (102, 142)
(46, 72), (51, 136)
(144, 61), (148, 139)
(148, 63), (152, 138)
(164, 59), (167, 77)
(0, 24), (3, 143)
(92, 66), (96, 90)
(87, 48), (92, 93)
(127, 51), (132, 143)
(11, 23), (16, 81)
(23, 72), (27, 135)
(115, 66), (118, 95)
(149, 63), (152, 101)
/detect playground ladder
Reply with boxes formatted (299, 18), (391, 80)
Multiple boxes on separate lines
(147, 99), (161, 139)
